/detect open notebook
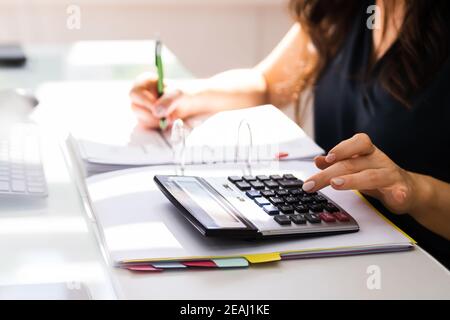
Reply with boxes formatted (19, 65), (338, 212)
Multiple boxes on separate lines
(69, 105), (324, 175)
(80, 162), (415, 272)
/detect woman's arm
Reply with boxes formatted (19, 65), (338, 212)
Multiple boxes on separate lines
(130, 23), (314, 128)
(302, 133), (450, 240)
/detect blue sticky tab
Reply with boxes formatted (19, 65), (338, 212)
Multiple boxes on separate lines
(212, 258), (249, 268)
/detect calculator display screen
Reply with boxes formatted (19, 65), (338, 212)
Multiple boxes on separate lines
(174, 178), (246, 229)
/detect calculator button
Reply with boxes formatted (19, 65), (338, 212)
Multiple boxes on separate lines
(243, 175), (257, 182)
(256, 175), (270, 181)
(309, 203), (324, 212)
(254, 197), (270, 207)
(269, 175), (283, 180)
(264, 180), (279, 189)
(274, 215), (291, 225)
(235, 181), (251, 191)
(289, 189), (303, 196)
(324, 203), (339, 212)
(314, 195), (328, 203)
(290, 214), (306, 224)
(275, 189), (289, 196)
(294, 204), (309, 213)
(319, 213), (336, 223)
(245, 190), (261, 199)
(250, 181), (265, 190)
(284, 196), (299, 204)
(228, 176), (242, 183)
(283, 174), (298, 180)
(279, 205), (294, 214)
(261, 190), (276, 198)
(269, 197), (284, 206)
(305, 213), (321, 223)
(263, 204), (279, 215)
(299, 196), (314, 204)
(278, 180), (303, 188)
(335, 212), (350, 222)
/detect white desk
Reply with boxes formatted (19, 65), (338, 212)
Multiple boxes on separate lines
(0, 42), (449, 299)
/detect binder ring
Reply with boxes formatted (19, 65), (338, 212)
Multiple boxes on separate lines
(171, 119), (186, 175)
(235, 119), (253, 174)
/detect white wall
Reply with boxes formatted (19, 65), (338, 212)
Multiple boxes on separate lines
(0, 0), (293, 77)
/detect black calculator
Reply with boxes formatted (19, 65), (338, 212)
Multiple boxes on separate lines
(154, 174), (359, 239)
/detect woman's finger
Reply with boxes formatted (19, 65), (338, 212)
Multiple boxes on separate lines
(154, 89), (183, 118)
(130, 89), (158, 114)
(324, 133), (376, 164)
(131, 103), (159, 129)
(303, 155), (379, 192)
(329, 168), (394, 191)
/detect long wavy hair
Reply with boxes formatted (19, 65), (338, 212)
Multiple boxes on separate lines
(290, 0), (450, 107)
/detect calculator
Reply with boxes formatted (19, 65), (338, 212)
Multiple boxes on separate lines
(154, 174), (359, 239)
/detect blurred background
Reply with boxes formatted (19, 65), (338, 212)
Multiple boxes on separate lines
(0, 0), (292, 77)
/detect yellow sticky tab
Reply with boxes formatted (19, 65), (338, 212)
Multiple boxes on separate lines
(244, 253), (281, 264)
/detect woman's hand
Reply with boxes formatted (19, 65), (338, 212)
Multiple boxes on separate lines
(129, 72), (187, 129)
(302, 133), (419, 214)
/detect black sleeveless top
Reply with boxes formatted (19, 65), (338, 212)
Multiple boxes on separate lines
(314, 2), (450, 268)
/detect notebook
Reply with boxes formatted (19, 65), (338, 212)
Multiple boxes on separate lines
(69, 105), (324, 175)
(81, 161), (415, 272)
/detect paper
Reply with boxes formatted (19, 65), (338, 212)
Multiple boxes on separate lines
(212, 258), (249, 268)
(182, 261), (217, 268)
(84, 161), (414, 267)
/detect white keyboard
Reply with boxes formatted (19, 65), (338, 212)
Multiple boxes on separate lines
(0, 123), (48, 198)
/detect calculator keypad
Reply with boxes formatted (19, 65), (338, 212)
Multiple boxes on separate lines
(228, 174), (355, 227)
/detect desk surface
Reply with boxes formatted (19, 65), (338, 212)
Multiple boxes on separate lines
(0, 42), (449, 299)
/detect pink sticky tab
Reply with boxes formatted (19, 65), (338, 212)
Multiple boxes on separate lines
(127, 265), (162, 272)
(182, 260), (217, 268)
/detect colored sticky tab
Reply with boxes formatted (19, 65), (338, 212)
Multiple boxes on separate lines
(151, 262), (186, 269)
(127, 265), (162, 272)
(182, 260), (217, 268)
(212, 258), (249, 268)
(244, 253), (281, 264)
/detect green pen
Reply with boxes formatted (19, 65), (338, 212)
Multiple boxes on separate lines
(155, 40), (167, 130)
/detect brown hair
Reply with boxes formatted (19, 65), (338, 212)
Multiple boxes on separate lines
(289, 0), (450, 107)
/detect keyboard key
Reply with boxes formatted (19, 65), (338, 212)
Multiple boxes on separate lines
(319, 213), (336, 223)
(283, 174), (298, 180)
(0, 181), (10, 191)
(305, 213), (321, 223)
(263, 204), (279, 215)
(269, 175), (283, 180)
(284, 196), (300, 204)
(254, 197), (270, 207)
(243, 175), (257, 182)
(274, 215), (291, 226)
(275, 189), (289, 196)
(290, 214), (306, 224)
(279, 205), (294, 214)
(261, 190), (276, 198)
(28, 186), (45, 194)
(269, 197), (285, 206)
(228, 176), (242, 183)
(278, 180), (303, 188)
(256, 175), (270, 181)
(245, 190), (261, 199)
(309, 203), (324, 212)
(335, 212), (350, 222)
(235, 181), (251, 191)
(263, 180), (279, 189)
(249, 181), (265, 190)
(294, 204), (309, 213)
(324, 203), (339, 212)
(11, 180), (26, 192)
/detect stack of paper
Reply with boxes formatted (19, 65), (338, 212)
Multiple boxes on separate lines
(68, 105), (324, 175)
(81, 162), (415, 272)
